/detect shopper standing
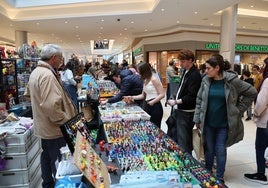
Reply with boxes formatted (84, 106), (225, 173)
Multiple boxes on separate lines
(165, 60), (178, 106)
(167, 49), (202, 153)
(193, 54), (257, 183)
(244, 57), (268, 185)
(241, 70), (254, 121)
(124, 61), (165, 128)
(251, 65), (263, 91)
(26, 44), (77, 188)
(60, 61), (78, 110)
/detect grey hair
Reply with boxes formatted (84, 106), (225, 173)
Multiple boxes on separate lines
(40, 44), (62, 61)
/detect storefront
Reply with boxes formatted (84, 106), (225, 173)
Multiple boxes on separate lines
(142, 41), (268, 86)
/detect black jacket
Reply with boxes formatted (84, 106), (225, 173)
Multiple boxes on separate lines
(177, 65), (202, 110)
(108, 70), (143, 103)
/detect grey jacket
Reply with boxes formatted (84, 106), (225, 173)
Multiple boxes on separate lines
(193, 71), (257, 147)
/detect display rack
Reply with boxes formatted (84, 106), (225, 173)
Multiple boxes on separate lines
(0, 56), (19, 109)
(0, 51), (39, 109)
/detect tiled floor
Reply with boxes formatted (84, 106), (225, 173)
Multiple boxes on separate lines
(161, 101), (267, 188)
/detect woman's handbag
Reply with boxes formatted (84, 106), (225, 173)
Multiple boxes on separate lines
(192, 128), (204, 160)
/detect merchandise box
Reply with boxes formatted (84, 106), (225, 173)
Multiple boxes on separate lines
(0, 150), (41, 187)
(3, 138), (40, 170)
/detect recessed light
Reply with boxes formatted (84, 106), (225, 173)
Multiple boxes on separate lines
(124, 28), (127, 31)
(75, 26), (79, 29)
(101, 19), (104, 22)
(250, 5), (254, 8)
(131, 21), (134, 24)
(176, 20), (180, 24)
(161, 8), (165, 11)
(36, 22), (40, 25)
(194, 11), (198, 14)
(64, 21), (68, 24)
(145, 29), (148, 32)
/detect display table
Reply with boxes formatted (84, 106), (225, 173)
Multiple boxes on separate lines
(60, 101), (228, 188)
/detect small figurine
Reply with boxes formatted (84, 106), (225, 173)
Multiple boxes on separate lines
(99, 140), (105, 151)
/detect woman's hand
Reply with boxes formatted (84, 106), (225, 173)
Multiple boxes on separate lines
(195, 123), (201, 129)
(123, 96), (133, 104)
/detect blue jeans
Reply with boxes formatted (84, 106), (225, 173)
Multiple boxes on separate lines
(204, 126), (228, 179)
(175, 110), (195, 154)
(246, 106), (252, 118)
(255, 127), (268, 174)
(41, 137), (66, 188)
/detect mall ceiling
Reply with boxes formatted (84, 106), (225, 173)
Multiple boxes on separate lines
(0, 0), (268, 59)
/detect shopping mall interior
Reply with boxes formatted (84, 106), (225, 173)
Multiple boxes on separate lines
(0, 0), (268, 188)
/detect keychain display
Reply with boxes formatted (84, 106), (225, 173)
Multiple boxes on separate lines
(60, 112), (96, 154)
(73, 131), (111, 188)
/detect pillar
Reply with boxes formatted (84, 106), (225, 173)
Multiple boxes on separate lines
(15, 30), (28, 50)
(219, 4), (238, 68)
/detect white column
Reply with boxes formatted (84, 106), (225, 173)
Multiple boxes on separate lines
(15, 30), (28, 50)
(219, 4), (238, 67)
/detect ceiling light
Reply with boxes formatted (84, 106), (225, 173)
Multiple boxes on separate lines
(161, 8), (165, 11)
(75, 26), (79, 29)
(194, 12), (198, 14)
(131, 21), (134, 24)
(238, 8), (268, 18)
(64, 21), (68, 24)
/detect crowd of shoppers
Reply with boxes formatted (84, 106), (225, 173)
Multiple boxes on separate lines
(23, 43), (268, 186)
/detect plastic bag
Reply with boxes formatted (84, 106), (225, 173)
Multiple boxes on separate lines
(192, 128), (204, 160)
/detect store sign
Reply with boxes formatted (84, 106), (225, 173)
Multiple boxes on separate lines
(205, 43), (268, 53)
(133, 48), (142, 56)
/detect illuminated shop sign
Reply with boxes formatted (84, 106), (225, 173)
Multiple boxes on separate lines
(205, 43), (268, 53)
(133, 47), (142, 56)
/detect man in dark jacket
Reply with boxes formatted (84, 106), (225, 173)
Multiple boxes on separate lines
(167, 49), (202, 153)
(101, 69), (143, 106)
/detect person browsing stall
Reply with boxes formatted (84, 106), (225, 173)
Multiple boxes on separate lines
(59, 61), (78, 110)
(124, 61), (165, 128)
(100, 69), (143, 106)
(25, 44), (77, 188)
(193, 54), (257, 183)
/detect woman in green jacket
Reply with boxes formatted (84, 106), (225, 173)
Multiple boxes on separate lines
(193, 54), (257, 183)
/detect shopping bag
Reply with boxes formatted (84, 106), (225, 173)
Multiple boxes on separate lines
(192, 128), (204, 160)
